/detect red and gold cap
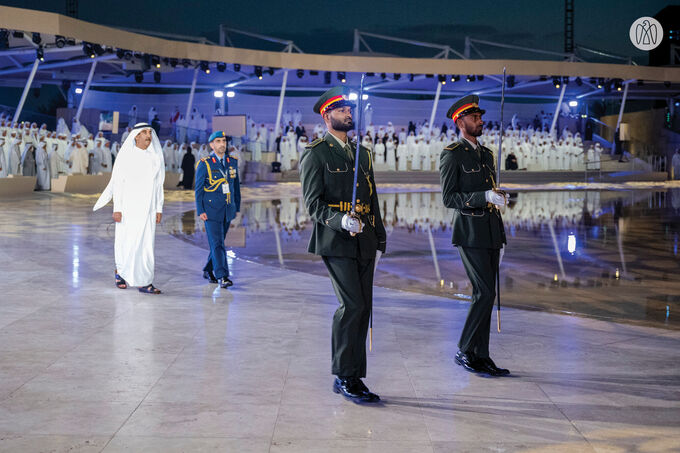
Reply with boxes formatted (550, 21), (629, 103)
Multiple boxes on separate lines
(446, 95), (485, 123)
(313, 86), (356, 115)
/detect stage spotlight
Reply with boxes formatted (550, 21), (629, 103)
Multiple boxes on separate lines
(82, 43), (95, 58)
(36, 47), (44, 62)
(75, 87), (83, 94)
(200, 61), (210, 74)
(216, 62), (227, 72)
(507, 75), (515, 87)
(296, 69), (304, 78)
(134, 72), (144, 83)
(55, 35), (66, 48)
(324, 71), (331, 84)
(575, 77), (583, 86)
(349, 92), (358, 101)
(614, 79), (623, 91)
(213, 90), (224, 98)
(466, 75), (475, 82)
(568, 100), (578, 107)
(32, 32), (41, 45)
(477, 75), (484, 81)
(394, 73), (401, 80)
(438, 74), (446, 85)
(254, 66), (263, 79)
(226, 90), (235, 98)
(151, 55), (160, 68)
(362, 94), (368, 100)
(552, 76), (560, 89)
(597, 78), (604, 89)
(338, 72), (346, 83)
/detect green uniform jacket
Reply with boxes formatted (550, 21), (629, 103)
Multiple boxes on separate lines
(300, 133), (387, 258)
(439, 139), (506, 249)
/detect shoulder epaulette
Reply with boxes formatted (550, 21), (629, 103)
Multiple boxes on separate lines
(200, 157), (208, 162)
(444, 142), (460, 151)
(309, 138), (324, 148)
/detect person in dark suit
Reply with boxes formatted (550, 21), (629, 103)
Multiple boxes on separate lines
(299, 86), (387, 403)
(195, 131), (241, 288)
(439, 95), (510, 376)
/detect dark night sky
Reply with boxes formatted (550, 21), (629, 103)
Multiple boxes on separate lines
(1, 0), (674, 62)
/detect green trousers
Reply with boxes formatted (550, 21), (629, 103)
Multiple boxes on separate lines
(457, 246), (500, 359)
(322, 256), (375, 378)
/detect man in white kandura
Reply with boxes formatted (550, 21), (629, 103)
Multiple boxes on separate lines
(93, 123), (165, 294)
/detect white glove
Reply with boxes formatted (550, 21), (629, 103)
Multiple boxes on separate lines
(485, 190), (508, 207)
(341, 214), (362, 233)
(499, 246), (505, 265)
(374, 250), (383, 271)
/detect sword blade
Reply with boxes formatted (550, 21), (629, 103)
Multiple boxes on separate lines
(351, 74), (366, 213)
(497, 67), (506, 186)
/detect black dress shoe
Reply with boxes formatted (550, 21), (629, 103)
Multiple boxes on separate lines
(219, 277), (233, 288)
(333, 377), (380, 403)
(455, 350), (485, 373)
(479, 357), (510, 376)
(354, 378), (380, 402)
(203, 271), (218, 283)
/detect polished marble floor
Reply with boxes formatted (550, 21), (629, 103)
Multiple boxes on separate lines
(0, 184), (679, 452)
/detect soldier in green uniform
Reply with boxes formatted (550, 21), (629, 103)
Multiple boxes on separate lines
(439, 95), (511, 376)
(299, 86), (387, 403)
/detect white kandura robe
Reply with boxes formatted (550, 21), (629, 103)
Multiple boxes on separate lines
(396, 143), (408, 171)
(35, 144), (50, 189)
(0, 142), (7, 177)
(94, 143), (165, 287)
(385, 141), (396, 171)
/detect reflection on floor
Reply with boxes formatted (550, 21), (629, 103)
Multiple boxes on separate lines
(169, 186), (680, 330)
(0, 185), (678, 452)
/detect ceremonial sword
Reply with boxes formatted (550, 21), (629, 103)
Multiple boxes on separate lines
(349, 74), (374, 350)
(494, 66), (507, 333)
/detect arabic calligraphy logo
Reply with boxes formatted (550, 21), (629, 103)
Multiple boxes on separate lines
(630, 17), (663, 51)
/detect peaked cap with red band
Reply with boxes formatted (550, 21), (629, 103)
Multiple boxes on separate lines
(446, 94), (486, 123)
(313, 86), (356, 115)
